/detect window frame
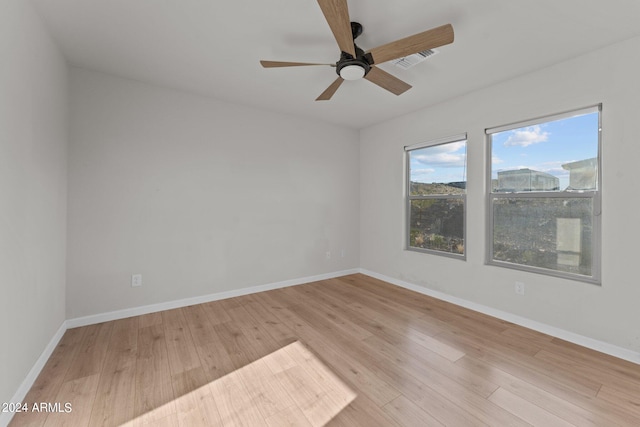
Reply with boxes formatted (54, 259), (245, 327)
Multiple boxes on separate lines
(485, 105), (602, 284)
(405, 133), (467, 260)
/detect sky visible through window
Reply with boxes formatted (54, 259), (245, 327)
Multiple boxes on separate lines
(491, 112), (599, 190)
(409, 140), (467, 185)
(409, 112), (599, 190)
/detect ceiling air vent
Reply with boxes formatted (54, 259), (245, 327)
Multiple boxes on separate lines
(391, 49), (439, 70)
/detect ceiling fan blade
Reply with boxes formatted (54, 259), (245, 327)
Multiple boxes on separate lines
(260, 60), (334, 68)
(316, 77), (344, 101)
(366, 24), (454, 65)
(317, 0), (356, 57)
(364, 66), (412, 95)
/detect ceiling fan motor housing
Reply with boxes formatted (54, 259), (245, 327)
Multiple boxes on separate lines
(336, 45), (372, 80)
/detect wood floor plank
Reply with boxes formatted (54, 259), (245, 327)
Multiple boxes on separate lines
(382, 395), (445, 427)
(133, 324), (176, 426)
(285, 287), (373, 341)
(321, 278), (429, 324)
(161, 308), (201, 376)
(362, 333), (500, 399)
(178, 304), (238, 382)
(265, 405), (313, 427)
(171, 367), (222, 427)
(536, 348), (640, 398)
(88, 317), (138, 426)
(501, 323), (555, 347)
(123, 412), (179, 427)
(220, 301), (287, 362)
(435, 328), (603, 398)
(63, 322), (113, 382)
(456, 354), (626, 426)
(12, 273), (640, 427)
(231, 317), (283, 362)
(283, 342), (355, 409)
(297, 280), (451, 355)
(171, 366), (210, 398)
(275, 365), (349, 427)
(236, 358), (296, 420)
(362, 334), (529, 426)
(488, 387), (574, 427)
(285, 299), (370, 348)
(43, 373), (101, 427)
(213, 295), (247, 312)
(597, 385), (640, 418)
(348, 299), (447, 337)
(194, 339), (236, 382)
(403, 328), (466, 361)
(327, 394), (403, 427)
(211, 321), (256, 369)
(137, 312), (163, 329)
(199, 299), (232, 325)
(224, 304), (265, 329)
(180, 304), (218, 347)
(242, 299), (298, 347)
(262, 346), (297, 375)
(547, 337), (640, 381)
(209, 369), (265, 426)
(355, 313), (467, 371)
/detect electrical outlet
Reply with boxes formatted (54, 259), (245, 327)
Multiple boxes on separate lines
(132, 274), (142, 287)
(515, 281), (525, 295)
(325, 251), (331, 260)
(341, 248), (346, 258)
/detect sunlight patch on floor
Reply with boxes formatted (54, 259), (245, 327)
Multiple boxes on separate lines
(121, 341), (357, 426)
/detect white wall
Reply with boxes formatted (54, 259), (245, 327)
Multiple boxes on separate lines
(0, 0), (68, 406)
(67, 68), (360, 318)
(360, 35), (640, 353)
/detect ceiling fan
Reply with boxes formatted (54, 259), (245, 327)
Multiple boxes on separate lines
(260, 0), (454, 101)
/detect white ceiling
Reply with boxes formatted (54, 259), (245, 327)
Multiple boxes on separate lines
(32, 0), (640, 129)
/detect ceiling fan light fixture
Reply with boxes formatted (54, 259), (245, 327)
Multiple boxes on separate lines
(339, 64), (365, 80)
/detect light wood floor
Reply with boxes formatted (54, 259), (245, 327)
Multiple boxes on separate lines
(10, 274), (640, 426)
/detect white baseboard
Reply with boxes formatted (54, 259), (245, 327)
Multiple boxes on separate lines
(1, 321), (67, 427)
(359, 268), (640, 365)
(66, 269), (360, 329)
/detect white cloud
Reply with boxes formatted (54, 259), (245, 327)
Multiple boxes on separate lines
(412, 168), (436, 174)
(413, 141), (466, 167)
(504, 125), (549, 147)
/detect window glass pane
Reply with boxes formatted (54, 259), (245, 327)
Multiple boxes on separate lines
(493, 197), (593, 276)
(491, 112), (598, 192)
(409, 199), (464, 254)
(409, 141), (467, 195)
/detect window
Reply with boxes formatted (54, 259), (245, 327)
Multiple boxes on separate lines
(406, 134), (467, 258)
(486, 105), (601, 283)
